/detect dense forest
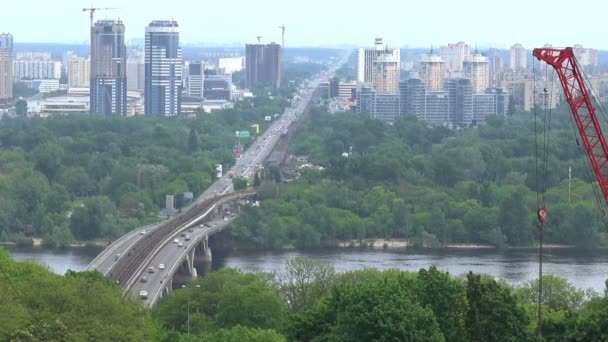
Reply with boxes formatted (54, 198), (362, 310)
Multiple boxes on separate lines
(2, 250), (607, 341)
(0, 92), (290, 247)
(228, 106), (608, 248)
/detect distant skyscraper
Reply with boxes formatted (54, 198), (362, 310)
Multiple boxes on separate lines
(445, 78), (473, 126)
(440, 42), (470, 73)
(356, 38), (401, 87)
(573, 44), (599, 67)
(463, 53), (490, 94)
(372, 53), (400, 94)
(245, 43), (282, 89)
(509, 44), (527, 70)
(186, 62), (203, 98)
(0, 33), (13, 103)
(90, 20), (127, 115)
(126, 48), (145, 91)
(68, 55), (91, 88)
(486, 48), (504, 88)
(418, 53), (445, 91)
(145, 20), (182, 116)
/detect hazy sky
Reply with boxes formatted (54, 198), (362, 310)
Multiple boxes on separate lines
(2, 0), (606, 49)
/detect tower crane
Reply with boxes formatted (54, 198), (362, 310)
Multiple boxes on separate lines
(82, 7), (119, 28)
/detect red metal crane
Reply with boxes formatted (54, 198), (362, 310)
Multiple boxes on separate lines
(533, 47), (608, 208)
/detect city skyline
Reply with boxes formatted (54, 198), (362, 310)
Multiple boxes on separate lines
(2, 0), (607, 49)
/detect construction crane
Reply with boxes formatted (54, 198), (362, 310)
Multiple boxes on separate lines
(82, 7), (118, 27)
(534, 47), (608, 209)
(532, 46), (608, 338)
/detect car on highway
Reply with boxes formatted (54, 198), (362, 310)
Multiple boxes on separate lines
(180, 232), (186, 237)
(159, 263), (165, 270)
(140, 290), (148, 299)
(148, 266), (155, 273)
(140, 230), (146, 235)
(140, 276), (148, 283)
(178, 242), (184, 247)
(115, 253), (121, 261)
(173, 238), (179, 243)
(185, 235), (191, 241)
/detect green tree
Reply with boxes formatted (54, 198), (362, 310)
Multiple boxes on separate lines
(465, 272), (532, 341)
(233, 177), (248, 190)
(277, 258), (336, 313)
(188, 128), (200, 152)
(15, 99), (28, 118)
(416, 267), (468, 342)
(517, 274), (588, 311)
(198, 325), (285, 342)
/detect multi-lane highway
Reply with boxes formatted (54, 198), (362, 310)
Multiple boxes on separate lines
(87, 53), (350, 302)
(131, 216), (236, 306)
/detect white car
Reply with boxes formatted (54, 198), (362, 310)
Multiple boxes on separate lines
(173, 238), (179, 243)
(178, 242), (184, 247)
(140, 290), (148, 299)
(159, 263), (165, 270)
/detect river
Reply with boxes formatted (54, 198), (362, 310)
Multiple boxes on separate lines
(6, 246), (608, 292)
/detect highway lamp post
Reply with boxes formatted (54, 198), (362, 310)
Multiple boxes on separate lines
(181, 284), (201, 336)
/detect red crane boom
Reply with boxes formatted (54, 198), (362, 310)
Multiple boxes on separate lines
(533, 47), (608, 207)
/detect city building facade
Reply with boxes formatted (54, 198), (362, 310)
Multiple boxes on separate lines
(440, 42), (470, 73)
(145, 20), (182, 116)
(90, 20), (127, 115)
(418, 53), (445, 91)
(0, 33), (13, 103)
(463, 53), (490, 94)
(245, 43), (282, 89)
(68, 55), (90, 88)
(509, 43), (527, 70)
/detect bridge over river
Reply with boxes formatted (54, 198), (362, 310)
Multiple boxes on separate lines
(87, 55), (348, 305)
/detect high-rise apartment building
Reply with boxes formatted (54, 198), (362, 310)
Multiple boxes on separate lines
(126, 46), (144, 90)
(186, 62), (203, 98)
(509, 44), (527, 70)
(90, 20), (127, 115)
(145, 20), (182, 116)
(573, 44), (599, 67)
(13, 51), (61, 80)
(463, 53), (490, 94)
(440, 42), (470, 73)
(418, 53), (445, 91)
(445, 78), (473, 126)
(356, 38), (401, 87)
(68, 55), (90, 88)
(245, 43), (282, 89)
(0, 33), (13, 103)
(371, 53), (400, 94)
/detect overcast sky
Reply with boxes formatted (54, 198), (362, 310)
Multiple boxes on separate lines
(1, 0), (605, 49)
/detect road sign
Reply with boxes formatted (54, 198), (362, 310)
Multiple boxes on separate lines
(235, 131), (251, 138)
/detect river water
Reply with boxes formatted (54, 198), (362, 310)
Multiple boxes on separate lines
(6, 246), (608, 292)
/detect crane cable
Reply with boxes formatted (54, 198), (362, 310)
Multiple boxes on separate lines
(532, 58), (553, 338)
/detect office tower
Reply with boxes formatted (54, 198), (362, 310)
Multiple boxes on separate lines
(418, 52), (445, 91)
(145, 20), (183, 116)
(245, 43), (282, 89)
(400, 78), (425, 119)
(445, 78), (473, 126)
(356, 38), (401, 86)
(186, 62), (203, 97)
(203, 71), (232, 101)
(90, 20), (127, 115)
(68, 55), (91, 88)
(0, 33), (13, 103)
(573, 44), (599, 67)
(440, 42), (470, 73)
(356, 85), (400, 122)
(463, 53), (490, 94)
(509, 44), (527, 70)
(487, 48), (504, 88)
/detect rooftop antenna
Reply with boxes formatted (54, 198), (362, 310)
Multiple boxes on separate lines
(430, 44), (434, 55)
(257, 35), (262, 44)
